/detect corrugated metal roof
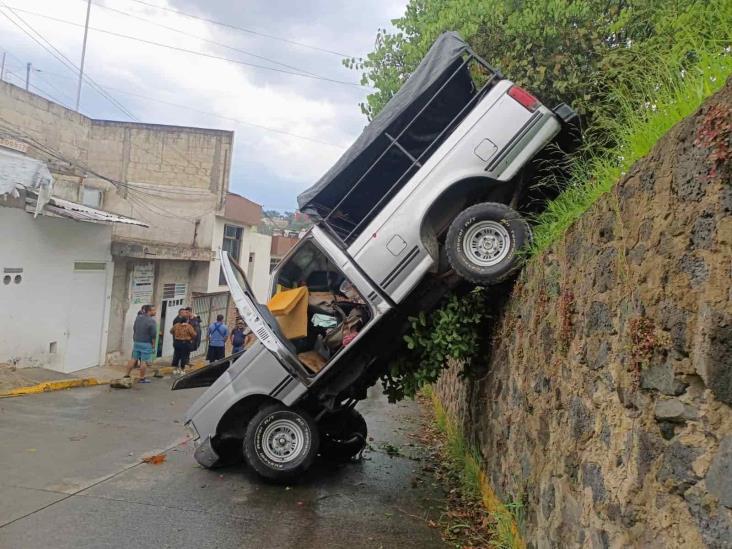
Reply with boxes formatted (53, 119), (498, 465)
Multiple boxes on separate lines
(0, 147), (147, 227)
(23, 190), (149, 227)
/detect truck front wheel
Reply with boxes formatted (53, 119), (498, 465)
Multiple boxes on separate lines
(243, 404), (319, 482)
(445, 202), (531, 285)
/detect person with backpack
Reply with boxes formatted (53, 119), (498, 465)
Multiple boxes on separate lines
(230, 321), (247, 354)
(206, 314), (228, 363)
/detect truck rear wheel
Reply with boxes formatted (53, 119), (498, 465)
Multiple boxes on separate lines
(445, 202), (530, 285)
(319, 408), (367, 461)
(243, 404), (318, 482)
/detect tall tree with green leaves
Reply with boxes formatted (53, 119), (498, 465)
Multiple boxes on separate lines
(346, 0), (731, 129)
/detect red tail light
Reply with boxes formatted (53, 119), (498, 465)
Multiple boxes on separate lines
(508, 85), (540, 111)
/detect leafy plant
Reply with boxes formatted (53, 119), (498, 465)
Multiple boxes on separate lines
(381, 288), (489, 402)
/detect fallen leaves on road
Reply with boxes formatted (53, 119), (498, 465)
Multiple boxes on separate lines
(142, 453), (167, 465)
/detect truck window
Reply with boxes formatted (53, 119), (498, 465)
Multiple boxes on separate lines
(271, 240), (371, 373)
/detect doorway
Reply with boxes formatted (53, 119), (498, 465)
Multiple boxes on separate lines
(65, 262), (107, 372)
(158, 297), (184, 358)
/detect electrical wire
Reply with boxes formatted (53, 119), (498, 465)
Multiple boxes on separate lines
(32, 68), (75, 106)
(23, 66), (347, 150)
(0, 118), (220, 220)
(6, 6), (365, 88)
(89, 85), (346, 149)
(4, 67), (67, 105)
(88, 1), (325, 79)
(0, 5), (138, 120)
(0, 10), (242, 188)
(0, 56), (238, 193)
(125, 0), (354, 58)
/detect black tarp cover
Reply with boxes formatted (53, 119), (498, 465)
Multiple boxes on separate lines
(297, 31), (475, 220)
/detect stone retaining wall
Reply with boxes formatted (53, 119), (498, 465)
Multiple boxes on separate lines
(436, 80), (732, 547)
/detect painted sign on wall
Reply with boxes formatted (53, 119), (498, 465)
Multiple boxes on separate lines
(131, 262), (154, 305)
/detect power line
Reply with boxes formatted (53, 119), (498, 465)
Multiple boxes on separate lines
(125, 0), (354, 58)
(0, 5), (138, 120)
(26, 66), (347, 149)
(4, 67), (66, 105)
(33, 68), (75, 106)
(88, 1), (325, 79)
(0, 119), (220, 221)
(6, 6), (365, 88)
(0, 44), (243, 188)
(0, 11), (239, 182)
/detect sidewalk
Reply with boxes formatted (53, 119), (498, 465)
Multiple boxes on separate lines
(0, 356), (207, 396)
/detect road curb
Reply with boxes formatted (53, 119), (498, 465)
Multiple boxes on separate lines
(0, 363), (201, 397)
(0, 377), (101, 398)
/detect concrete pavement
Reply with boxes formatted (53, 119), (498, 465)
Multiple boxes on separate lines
(0, 377), (446, 548)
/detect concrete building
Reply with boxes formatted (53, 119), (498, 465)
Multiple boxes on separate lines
(0, 81), (271, 370)
(188, 191), (271, 358)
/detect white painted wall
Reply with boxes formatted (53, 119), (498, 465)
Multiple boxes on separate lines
(243, 232), (273, 300)
(205, 217), (272, 302)
(0, 207), (113, 372)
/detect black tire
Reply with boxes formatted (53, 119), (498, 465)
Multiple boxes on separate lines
(212, 436), (244, 467)
(445, 202), (531, 285)
(243, 404), (319, 482)
(319, 408), (367, 461)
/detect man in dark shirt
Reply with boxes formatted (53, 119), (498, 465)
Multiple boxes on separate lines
(172, 308), (187, 325)
(125, 304), (157, 383)
(185, 307), (202, 351)
(230, 321), (246, 354)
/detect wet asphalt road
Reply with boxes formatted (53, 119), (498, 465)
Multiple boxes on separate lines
(0, 378), (446, 548)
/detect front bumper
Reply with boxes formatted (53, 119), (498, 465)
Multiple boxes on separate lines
(192, 434), (220, 469)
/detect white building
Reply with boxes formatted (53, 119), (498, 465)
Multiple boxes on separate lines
(0, 148), (144, 373)
(199, 192), (271, 301)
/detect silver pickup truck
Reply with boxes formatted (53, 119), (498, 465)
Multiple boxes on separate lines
(173, 32), (579, 481)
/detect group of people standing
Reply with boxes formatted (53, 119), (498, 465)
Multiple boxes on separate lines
(203, 315), (253, 362)
(125, 304), (253, 383)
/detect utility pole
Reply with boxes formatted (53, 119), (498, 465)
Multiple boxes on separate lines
(25, 62), (31, 91)
(0, 52), (6, 82)
(75, 0), (92, 112)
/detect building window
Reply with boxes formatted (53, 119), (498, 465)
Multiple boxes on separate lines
(81, 187), (103, 208)
(247, 252), (255, 283)
(220, 224), (243, 285)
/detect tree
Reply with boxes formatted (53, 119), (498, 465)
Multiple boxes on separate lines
(346, 0), (730, 130)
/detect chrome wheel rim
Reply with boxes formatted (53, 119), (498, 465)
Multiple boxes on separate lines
(462, 220), (511, 267)
(261, 418), (305, 463)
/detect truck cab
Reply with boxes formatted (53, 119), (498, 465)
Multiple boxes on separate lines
(174, 31), (579, 482)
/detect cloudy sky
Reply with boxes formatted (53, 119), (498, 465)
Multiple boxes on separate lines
(0, 0), (407, 210)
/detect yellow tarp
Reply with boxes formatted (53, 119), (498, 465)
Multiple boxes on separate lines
(267, 287), (309, 340)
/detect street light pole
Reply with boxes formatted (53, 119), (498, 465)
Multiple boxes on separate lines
(75, 0), (92, 112)
(25, 62), (31, 91)
(0, 52), (6, 82)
